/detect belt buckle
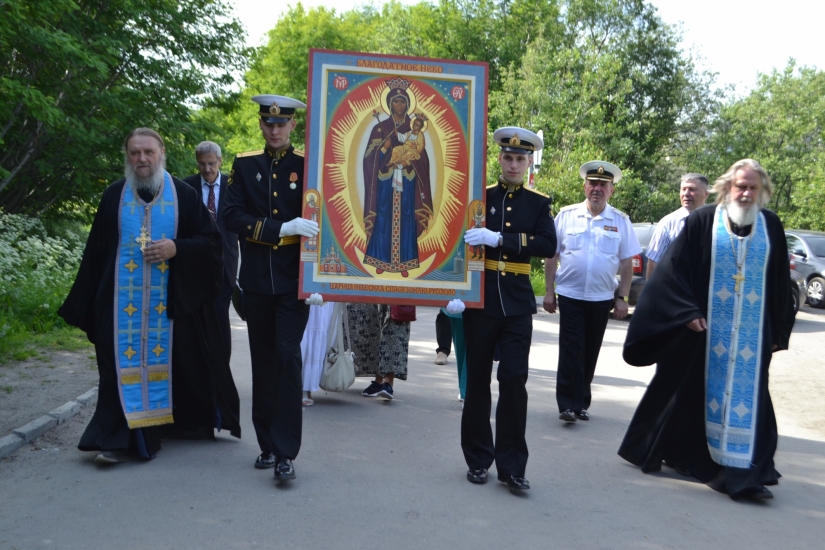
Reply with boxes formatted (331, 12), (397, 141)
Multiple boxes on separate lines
(497, 260), (506, 272)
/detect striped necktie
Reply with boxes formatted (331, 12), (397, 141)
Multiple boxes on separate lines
(206, 182), (216, 220)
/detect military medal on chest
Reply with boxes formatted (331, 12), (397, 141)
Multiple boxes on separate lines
(289, 172), (298, 190)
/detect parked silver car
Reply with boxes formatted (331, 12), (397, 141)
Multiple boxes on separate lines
(785, 230), (825, 308)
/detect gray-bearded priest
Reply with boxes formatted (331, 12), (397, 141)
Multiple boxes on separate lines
(618, 159), (794, 500)
(59, 128), (241, 464)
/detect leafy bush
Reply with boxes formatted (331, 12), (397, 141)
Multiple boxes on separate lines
(0, 212), (86, 345)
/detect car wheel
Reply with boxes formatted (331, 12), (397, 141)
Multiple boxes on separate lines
(791, 285), (799, 314)
(807, 276), (825, 308)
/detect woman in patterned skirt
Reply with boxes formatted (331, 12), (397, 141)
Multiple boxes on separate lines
(347, 303), (411, 400)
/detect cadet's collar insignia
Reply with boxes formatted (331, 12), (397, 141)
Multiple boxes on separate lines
(498, 175), (523, 193)
(265, 145), (290, 160)
(508, 135), (521, 146)
(269, 101), (281, 115)
(490, 207), (496, 215)
(255, 172), (261, 181)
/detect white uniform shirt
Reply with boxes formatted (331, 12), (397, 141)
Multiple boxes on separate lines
(554, 202), (642, 301)
(646, 207), (689, 263)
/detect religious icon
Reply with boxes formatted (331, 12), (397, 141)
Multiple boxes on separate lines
(468, 200), (486, 262)
(301, 190), (321, 259)
(299, 50), (488, 307)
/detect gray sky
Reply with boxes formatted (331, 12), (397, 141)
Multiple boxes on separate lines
(229, 0), (823, 92)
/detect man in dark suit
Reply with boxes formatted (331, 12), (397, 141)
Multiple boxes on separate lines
(184, 141), (239, 360)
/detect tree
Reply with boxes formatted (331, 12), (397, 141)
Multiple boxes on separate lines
(0, 0), (250, 219)
(678, 61), (825, 229)
(489, 0), (719, 221)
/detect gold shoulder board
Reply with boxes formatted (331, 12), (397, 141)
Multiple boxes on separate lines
(524, 187), (549, 198)
(293, 149), (305, 157)
(235, 150), (264, 158)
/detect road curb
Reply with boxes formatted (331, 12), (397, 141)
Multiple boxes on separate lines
(0, 386), (98, 459)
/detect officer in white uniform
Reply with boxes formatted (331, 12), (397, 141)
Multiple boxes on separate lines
(543, 161), (641, 423)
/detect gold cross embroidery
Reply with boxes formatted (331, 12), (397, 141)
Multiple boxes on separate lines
(732, 272), (745, 292)
(136, 227), (151, 251)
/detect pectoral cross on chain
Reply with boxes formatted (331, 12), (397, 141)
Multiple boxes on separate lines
(136, 227), (151, 251)
(732, 271), (745, 292)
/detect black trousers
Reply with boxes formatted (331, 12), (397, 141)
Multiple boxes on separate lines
(461, 310), (532, 478)
(555, 294), (613, 413)
(435, 310), (452, 355)
(215, 278), (234, 361)
(244, 291), (309, 458)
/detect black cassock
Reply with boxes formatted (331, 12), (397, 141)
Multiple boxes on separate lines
(618, 204), (794, 498)
(59, 179), (241, 457)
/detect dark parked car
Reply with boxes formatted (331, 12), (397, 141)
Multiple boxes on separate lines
(626, 222), (657, 305)
(785, 230), (825, 308)
(790, 267), (805, 315)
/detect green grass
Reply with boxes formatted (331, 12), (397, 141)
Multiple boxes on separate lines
(0, 326), (92, 365)
(531, 269), (546, 297)
(2, 385), (12, 394)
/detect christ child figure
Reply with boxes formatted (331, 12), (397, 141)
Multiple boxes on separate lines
(388, 116), (427, 167)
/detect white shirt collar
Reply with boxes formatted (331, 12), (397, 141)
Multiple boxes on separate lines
(578, 200), (614, 220)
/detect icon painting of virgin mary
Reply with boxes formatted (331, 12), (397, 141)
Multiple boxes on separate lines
(361, 78), (435, 278)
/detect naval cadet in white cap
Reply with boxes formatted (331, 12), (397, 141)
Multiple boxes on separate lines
(222, 94), (320, 482)
(446, 126), (557, 492)
(543, 160), (641, 424)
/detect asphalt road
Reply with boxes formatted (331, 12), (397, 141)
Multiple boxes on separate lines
(1, 306), (824, 549)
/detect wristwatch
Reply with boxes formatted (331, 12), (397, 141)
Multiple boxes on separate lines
(617, 295), (629, 302)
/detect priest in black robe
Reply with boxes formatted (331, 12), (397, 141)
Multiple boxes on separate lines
(618, 159), (794, 500)
(59, 128), (241, 464)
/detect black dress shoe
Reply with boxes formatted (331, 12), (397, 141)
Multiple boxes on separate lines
(673, 465), (692, 477)
(499, 474), (530, 491)
(466, 468), (488, 484)
(559, 409), (577, 423)
(274, 457), (296, 481)
(575, 409), (589, 421)
(255, 451), (276, 469)
(741, 485), (773, 500)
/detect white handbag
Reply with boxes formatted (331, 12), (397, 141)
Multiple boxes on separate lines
(319, 302), (356, 392)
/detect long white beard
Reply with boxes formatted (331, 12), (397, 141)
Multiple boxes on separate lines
(725, 197), (759, 227)
(126, 159), (166, 196)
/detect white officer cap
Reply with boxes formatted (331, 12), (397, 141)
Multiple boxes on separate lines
(493, 126), (544, 154)
(252, 95), (307, 123)
(579, 160), (622, 183)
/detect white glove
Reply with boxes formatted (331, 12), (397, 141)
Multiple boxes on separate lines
(464, 228), (500, 247)
(280, 218), (319, 238)
(446, 299), (466, 314)
(304, 293), (324, 306)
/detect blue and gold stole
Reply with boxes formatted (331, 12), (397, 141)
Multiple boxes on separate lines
(705, 206), (769, 468)
(114, 174), (178, 428)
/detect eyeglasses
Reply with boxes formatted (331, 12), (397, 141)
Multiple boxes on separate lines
(197, 161), (219, 169)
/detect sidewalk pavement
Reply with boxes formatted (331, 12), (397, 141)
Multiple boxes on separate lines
(1, 306), (823, 549)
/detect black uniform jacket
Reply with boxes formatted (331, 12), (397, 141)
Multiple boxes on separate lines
(482, 178), (557, 317)
(223, 145), (305, 295)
